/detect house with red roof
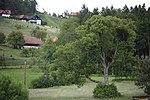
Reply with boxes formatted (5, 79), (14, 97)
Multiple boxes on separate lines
(0, 10), (11, 17)
(70, 12), (79, 16)
(23, 37), (42, 49)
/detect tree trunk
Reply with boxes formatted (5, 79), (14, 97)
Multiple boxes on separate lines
(103, 66), (109, 85)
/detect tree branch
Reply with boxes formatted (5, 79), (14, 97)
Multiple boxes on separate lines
(85, 76), (102, 83)
(108, 42), (118, 67)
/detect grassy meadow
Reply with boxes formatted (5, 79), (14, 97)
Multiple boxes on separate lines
(29, 81), (145, 100)
(0, 68), (43, 88)
(0, 68), (145, 100)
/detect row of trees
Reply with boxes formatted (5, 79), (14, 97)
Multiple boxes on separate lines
(0, 0), (37, 15)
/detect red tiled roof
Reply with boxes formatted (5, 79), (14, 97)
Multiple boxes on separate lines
(0, 10), (3, 14)
(24, 37), (42, 45)
(70, 12), (79, 16)
(0, 10), (11, 14)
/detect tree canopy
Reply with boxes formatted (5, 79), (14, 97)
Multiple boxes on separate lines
(52, 15), (137, 85)
(0, 0), (37, 15)
(7, 31), (24, 48)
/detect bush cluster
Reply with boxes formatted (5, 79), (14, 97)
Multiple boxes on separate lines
(31, 72), (85, 88)
(20, 48), (39, 57)
(93, 83), (121, 98)
(31, 75), (57, 88)
(144, 82), (150, 94)
(0, 75), (28, 100)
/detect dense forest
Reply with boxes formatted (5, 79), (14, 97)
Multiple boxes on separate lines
(0, 0), (37, 15)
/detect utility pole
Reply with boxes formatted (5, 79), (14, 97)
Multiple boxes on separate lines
(24, 60), (27, 86)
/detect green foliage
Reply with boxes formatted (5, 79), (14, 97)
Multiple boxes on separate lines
(31, 29), (47, 39)
(0, 32), (6, 44)
(34, 30), (47, 39)
(77, 4), (93, 25)
(6, 31), (24, 48)
(0, 0), (37, 15)
(93, 83), (121, 98)
(76, 15), (137, 85)
(136, 58), (150, 94)
(15, 24), (23, 30)
(57, 18), (79, 45)
(20, 48), (39, 57)
(52, 42), (86, 86)
(20, 49), (29, 57)
(0, 74), (29, 100)
(31, 75), (56, 88)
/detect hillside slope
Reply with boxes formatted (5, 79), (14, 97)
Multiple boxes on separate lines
(37, 12), (65, 28)
(0, 13), (64, 37)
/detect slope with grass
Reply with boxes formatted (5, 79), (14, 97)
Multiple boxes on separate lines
(0, 14), (64, 37)
(0, 45), (33, 67)
(0, 68), (43, 88)
(37, 12), (66, 28)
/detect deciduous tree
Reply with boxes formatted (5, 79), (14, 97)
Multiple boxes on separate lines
(7, 31), (24, 49)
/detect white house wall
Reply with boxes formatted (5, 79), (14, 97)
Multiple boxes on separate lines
(23, 46), (39, 49)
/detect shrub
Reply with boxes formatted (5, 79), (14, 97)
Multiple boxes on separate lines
(93, 83), (121, 98)
(0, 32), (6, 44)
(145, 82), (150, 94)
(136, 58), (150, 94)
(20, 49), (29, 57)
(31, 75), (56, 88)
(0, 75), (28, 100)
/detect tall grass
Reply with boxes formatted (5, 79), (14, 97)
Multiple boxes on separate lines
(0, 68), (43, 88)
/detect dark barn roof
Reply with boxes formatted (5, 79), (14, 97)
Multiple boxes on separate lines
(29, 15), (42, 20)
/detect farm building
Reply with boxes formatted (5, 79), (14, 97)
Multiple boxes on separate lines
(28, 15), (42, 25)
(0, 10), (11, 17)
(70, 12), (79, 16)
(24, 37), (42, 49)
